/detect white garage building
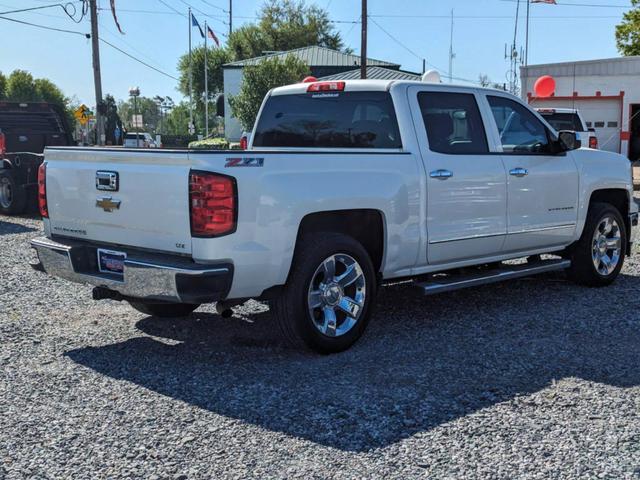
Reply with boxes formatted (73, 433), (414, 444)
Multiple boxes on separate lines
(521, 56), (640, 160)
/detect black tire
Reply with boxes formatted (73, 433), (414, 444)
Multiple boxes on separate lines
(566, 202), (627, 287)
(0, 169), (27, 215)
(128, 301), (199, 317)
(272, 232), (377, 354)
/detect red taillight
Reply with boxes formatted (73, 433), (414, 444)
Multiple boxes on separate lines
(189, 171), (236, 237)
(240, 136), (248, 150)
(0, 131), (5, 157)
(589, 136), (598, 149)
(38, 163), (48, 218)
(307, 81), (345, 93)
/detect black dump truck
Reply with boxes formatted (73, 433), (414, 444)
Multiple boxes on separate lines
(0, 102), (73, 215)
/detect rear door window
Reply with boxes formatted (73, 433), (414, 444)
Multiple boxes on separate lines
(253, 91), (402, 148)
(417, 92), (489, 154)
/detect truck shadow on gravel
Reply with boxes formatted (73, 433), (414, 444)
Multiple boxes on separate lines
(0, 218), (38, 235)
(65, 273), (640, 452)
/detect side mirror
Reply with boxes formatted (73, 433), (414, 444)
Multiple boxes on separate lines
(558, 130), (581, 151)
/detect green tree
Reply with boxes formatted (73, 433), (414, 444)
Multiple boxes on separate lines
(0, 71), (6, 100)
(34, 78), (67, 105)
(229, 55), (309, 130)
(228, 0), (346, 60)
(176, 0), (345, 107)
(103, 94), (123, 145)
(164, 102), (191, 135)
(6, 70), (36, 101)
(177, 46), (232, 108)
(616, 0), (640, 56)
(118, 96), (161, 133)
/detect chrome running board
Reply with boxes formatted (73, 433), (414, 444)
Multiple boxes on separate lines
(413, 259), (571, 296)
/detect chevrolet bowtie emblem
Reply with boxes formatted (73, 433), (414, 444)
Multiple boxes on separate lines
(96, 196), (121, 212)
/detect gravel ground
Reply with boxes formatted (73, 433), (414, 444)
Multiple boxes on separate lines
(1, 213), (640, 479)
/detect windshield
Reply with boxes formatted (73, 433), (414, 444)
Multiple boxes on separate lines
(253, 91), (402, 149)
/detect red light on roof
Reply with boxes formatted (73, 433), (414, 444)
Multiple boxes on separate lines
(307, 81), (345, 93)
(302, 76), (318, 83)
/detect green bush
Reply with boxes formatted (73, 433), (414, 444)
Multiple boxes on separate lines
(188, 137), (230, 150)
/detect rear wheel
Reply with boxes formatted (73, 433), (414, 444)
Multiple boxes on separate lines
(272, 233), (377, 354)
(567, 202), (626, 287)
(0, 170), (27, 215)
(128, 301), (199, 318)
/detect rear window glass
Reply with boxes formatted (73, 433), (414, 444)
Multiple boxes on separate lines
(538, 112), (584, 131)
(252, 91), (402, 149)
(418, 92), (489, 154)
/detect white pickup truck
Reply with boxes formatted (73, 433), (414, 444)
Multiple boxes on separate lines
(32, 80), (638, 353)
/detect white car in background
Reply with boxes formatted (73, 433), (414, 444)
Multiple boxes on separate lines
(123, 132), (156, 148)
(536, 108), (598, 149)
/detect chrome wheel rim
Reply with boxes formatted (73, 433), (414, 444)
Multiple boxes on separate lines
(0, 177), (12, 209)
(307, 253), (366, 337)
(591, 215), (622, 276)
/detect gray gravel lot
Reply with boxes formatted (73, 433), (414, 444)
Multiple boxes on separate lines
(1, 213), (640, 479)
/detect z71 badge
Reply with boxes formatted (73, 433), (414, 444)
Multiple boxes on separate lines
(225, 157), (264, 168)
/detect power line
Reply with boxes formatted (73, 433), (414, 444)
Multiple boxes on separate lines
(157, 0), (186, 18)
(198, 0), (227, 13)
(0, 0), (88, 22)
(99, 19), (173, 75)
(99, 38), (179, 80)
(0, 1), (80, 15)
(369, 16), (480, 85)
(500, 0), (630, 7)
(0, 14), (89, 36)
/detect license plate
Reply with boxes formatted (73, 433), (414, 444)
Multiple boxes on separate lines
(97, 248), (127, 274)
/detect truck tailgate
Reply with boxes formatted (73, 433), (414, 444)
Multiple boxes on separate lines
(45, 148), (193, 254)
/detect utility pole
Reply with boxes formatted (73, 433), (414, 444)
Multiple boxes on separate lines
(188, 7), (194, 135)
(204, 20), (209, 136)
(229, 0), (233, 37)
(89, 0), (104, 145)
(360, 0), (367, 79)
(525, 0), (530, 66)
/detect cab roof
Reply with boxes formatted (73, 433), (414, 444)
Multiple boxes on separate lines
(269, 79), (511, 97)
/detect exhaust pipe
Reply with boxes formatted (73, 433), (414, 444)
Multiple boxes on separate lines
(92, 286), (123, 301)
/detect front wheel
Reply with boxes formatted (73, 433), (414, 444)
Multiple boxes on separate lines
(272, 232), (377, 354)
(128, 301), (199, 318)
(567, 202), (627, 287)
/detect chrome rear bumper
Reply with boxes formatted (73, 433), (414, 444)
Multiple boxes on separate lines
(31, 236), (232, 304)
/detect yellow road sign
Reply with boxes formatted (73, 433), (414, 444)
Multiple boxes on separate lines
(74, 104), (90, 125)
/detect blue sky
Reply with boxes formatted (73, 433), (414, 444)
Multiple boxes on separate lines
(0, 0), (632, 105)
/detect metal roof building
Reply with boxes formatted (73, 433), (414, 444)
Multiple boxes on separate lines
(319, 66), (421, 81)
(224, 46), (399, 70)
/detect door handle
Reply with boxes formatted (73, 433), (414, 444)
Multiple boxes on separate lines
(509, 167), (528, 177)
(430, 169), (453, 180)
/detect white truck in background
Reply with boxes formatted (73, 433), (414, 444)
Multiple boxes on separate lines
(31, 80), (637, 353)
(536, 107), (599, 150)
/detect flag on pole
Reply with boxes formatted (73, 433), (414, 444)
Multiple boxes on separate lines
(531, 0), (557, 4)
(191, 13), (204, 38)
(207, 26), (220, 47)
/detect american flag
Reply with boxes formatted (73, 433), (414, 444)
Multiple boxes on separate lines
(207, 26), (220, 47)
